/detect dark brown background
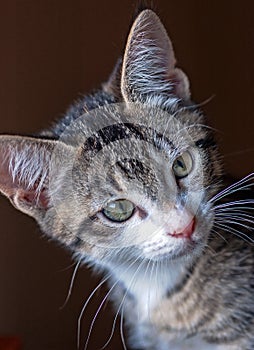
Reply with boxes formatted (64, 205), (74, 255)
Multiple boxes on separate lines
(0, 1), (254, 349)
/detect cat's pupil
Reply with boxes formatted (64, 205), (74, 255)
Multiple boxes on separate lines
(102, 199), (135, 222)
(176, 159), (186, 170)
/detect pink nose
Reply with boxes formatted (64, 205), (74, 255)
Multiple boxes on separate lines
(168, 217), (195, 239)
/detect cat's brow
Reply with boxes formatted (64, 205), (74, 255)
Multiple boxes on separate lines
(81, 122), (175, 159)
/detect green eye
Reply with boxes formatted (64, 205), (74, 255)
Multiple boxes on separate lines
(102, 199), (135, 222)
(172, 151), (193, 179)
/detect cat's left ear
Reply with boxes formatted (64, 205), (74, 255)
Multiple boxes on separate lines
(0, 135), (70, 220)
(120, 10), (190, 103)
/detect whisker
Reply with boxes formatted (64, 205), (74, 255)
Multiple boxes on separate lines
(60, 258), (81, 310)
(58, 260), (79, 272)
(144, 258), (152, 323)
(176, 123), (218, 135)
(212, 185), (254, 204)
(210, 228), (229, 244)
(120, 307), (127, 350)
(224, 148), (254, 158)
(215, 209), (254, 218)
(210, 173), (254, 203)
(184, 94), (216, 110)
(156, 260), (165, 324)
(83, 280), (120, 350)
(215, 217), (254, 232)
(203, 241), (217, 256)
(214, 199), (254, 210)
(101, 259), (146, 349)
(215, 213), (254, 225)
(118, 260), (146, 350)
(83, 255), (143, 350)
(148, 260), (156, 324)
(215, 208), (254, 215)
(213, 222), (254, 244)
(77, 273), (112, 349)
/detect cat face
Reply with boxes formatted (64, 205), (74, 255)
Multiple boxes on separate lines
(0, 10), (222, 270)
(40, 102), (220, 269)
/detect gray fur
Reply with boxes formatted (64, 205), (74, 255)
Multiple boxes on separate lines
(0, 8), (253, 350)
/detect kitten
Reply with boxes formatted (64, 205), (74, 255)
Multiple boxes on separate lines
(0, 8), (254, 350)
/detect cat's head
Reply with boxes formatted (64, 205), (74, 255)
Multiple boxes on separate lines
(0, 10), (222, 269)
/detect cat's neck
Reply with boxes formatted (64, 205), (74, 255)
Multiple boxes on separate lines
(109, 259), (188, 320)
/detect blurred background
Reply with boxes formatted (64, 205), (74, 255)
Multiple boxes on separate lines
(0, 1), (254, 349)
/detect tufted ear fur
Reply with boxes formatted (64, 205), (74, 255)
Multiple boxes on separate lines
(0, 135), (67, 219)
(120, 10), (190, 103)
(102, 58), (122, 99)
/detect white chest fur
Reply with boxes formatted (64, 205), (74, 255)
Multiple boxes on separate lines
(110, 262), (233, 350)
(111, 260), (186, 321)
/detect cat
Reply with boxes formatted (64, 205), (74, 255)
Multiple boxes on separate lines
(0, 7), (254, 350)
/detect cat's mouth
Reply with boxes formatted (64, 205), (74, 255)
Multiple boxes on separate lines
(141, 217), (201, 261)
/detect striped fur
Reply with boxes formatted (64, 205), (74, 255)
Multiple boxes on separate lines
(0, 8), (253, 350)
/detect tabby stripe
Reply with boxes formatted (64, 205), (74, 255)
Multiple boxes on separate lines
(82, 122), (175, 158)
(195, 136), (216, 149)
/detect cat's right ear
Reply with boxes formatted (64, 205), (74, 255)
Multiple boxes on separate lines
(0, 135), (70, 220)
(104, 10), (191, 104)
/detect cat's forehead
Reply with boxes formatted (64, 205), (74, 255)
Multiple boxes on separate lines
(60, 102), (206, 148)
(55, 102), (208, 204)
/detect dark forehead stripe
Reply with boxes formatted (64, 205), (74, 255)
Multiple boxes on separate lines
(81, 122), (175, 159)
(115, 158), (159, 200)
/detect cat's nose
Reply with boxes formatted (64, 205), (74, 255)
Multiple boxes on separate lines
(167, 217), (195, 239)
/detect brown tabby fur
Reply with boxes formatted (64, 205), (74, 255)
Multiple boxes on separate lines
(0, 8), (254, 350)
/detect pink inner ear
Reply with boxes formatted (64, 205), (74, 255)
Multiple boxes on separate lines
(16, 187), (49, 209)
(0, 144), (49, 210)
(0, 135), (61, 214)
(167, 68), (191, 101)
